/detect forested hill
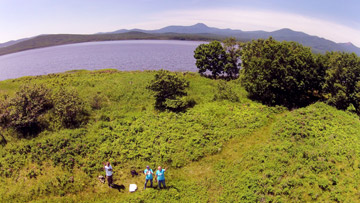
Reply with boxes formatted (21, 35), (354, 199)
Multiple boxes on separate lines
(0, 32), (223, 56)
(109, 23), (360, 55)
(1, 23), (359, 56)
(1, 70), (360, 202)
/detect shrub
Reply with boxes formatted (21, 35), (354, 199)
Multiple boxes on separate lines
(147, 70), (193, 112)
(240, 37), (325, 108)
(0, 84), (53, 136)
(51, 88), (89, 129)
(213, 80), (240, 102)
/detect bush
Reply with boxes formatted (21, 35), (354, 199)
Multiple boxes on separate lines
(147, 70), (193, 112)
(51, 88), (89, 129)
(240, 37), (325, 108)
(0, 84), (53, 136)
(213, 80), (240, 102)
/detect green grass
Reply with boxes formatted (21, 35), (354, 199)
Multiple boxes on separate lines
(0, 70), (360, 202)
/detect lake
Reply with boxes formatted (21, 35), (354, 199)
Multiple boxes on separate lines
(0, 40), (206, 81)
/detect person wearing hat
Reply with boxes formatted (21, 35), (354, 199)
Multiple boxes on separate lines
(155, 166), (168, 189)
(143, 165), (153, 189)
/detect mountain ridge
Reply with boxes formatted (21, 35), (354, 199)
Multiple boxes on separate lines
(0, 23), (359, 56)
(107, 23), (360, 55)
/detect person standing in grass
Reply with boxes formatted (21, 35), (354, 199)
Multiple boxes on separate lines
(103, 161), (113, 188)
(143, 165), (153, 189)
(155, 166), (167, 189)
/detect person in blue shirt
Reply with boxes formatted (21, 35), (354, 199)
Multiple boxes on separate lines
(143, 165), (153, 189)
(155, 166), (168, 189)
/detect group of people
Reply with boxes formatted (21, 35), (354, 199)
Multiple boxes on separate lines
(143, 165), (168, 189)
(103, 162), (168, 190)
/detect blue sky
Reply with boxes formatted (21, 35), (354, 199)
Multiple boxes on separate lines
(1, 0), (359, 46)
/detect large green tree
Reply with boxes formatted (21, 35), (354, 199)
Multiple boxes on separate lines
(240, 37), (324, 108)
(194, 41), (227, 78)
(322, 52), (360, 114)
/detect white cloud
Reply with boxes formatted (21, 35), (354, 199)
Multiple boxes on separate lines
(128, 8), (360, 47)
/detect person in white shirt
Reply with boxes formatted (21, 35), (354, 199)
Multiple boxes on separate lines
(103, 162), (113, 188)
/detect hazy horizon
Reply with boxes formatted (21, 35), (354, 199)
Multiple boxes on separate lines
(1, 0), (359, 46)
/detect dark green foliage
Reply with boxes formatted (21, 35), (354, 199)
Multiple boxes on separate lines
(51, 88), (89, 129)
(223, 37), (241, 79)
(240, 37), (324, 108)
(194, 41), (227, 78)
(0, 84), (53, 136)
(147, 70), (193, 112)
(322, 52), (360, 114)
(0, 133), (6, 146)
(213, 80), (239, 102)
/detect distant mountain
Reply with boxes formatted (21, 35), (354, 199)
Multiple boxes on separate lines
(108, 23), (360, 55)
(1, 23), (359, 56)
(0, 32), (223, 56)
(0, 37), (30, 48)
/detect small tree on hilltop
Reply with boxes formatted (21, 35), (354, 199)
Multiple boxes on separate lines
(194, 41), (227, 78)
(147, 70), (194, 112)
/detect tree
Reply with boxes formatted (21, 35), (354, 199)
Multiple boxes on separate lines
(240, 37), (324, 108)
(322, 52), (360, 114)
(223, 37), (241, 79)
(194, 41), (227, 78)
(147, 70), (194, 112)
(0, 84), (53, 136)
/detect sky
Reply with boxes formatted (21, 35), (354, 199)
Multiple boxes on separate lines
(1, 0), (359, 46)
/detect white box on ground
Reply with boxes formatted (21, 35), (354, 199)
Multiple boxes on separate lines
(129, 184), (137, 192)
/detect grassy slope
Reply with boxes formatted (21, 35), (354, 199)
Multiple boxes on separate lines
(0, 70), (360, 202)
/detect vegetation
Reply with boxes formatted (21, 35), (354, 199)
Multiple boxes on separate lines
(146, 70), (194, 112)
(193, 37), (359, 113)
(0, 84), (53, 136)
(240, 37), (324, 108)
(223, 37), (241, 79)
(1, 35), (360, 202)
(0, 69), (359, 202)
(194, 39), (242, 79)
(194, 41), (227, 78)
(322, 52), (360, 114)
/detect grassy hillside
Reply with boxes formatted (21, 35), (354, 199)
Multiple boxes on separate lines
(0, 70), (360, 202)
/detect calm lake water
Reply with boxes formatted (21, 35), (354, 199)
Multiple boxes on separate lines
(0, 40), (206, 81)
